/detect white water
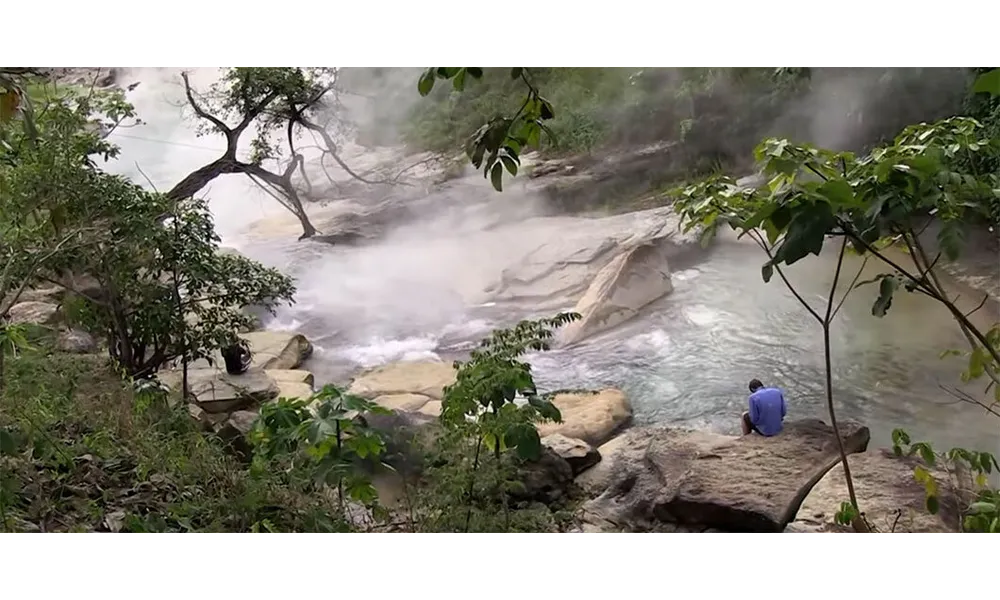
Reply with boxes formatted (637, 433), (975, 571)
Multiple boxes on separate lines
(104, 68), (999, 456)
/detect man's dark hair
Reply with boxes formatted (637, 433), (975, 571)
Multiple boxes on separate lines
(748, 378), (764, 393)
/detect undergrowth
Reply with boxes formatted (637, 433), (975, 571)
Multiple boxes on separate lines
(0, 345), (347, 533)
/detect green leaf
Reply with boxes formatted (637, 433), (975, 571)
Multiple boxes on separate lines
(981, 452), (995, 474)
(771, 202), (834, 266)
(936, 219), (964, 261)
(761, 261), (774, 283)
(510, 424), (542, 461)
(527, 395), (562, 422)
(466, 68), (483, 79)
(816, 179), (855, 207)
(914, 442), (936, 466)
(969, 501), (998, 515)
(500, 154), (518, 177)
(0, 427), (15, 455)
(490, 161), (504, 192)
(972, 69), (1000, 97)
(538, 97), (555, 120)
(925, 494), (940, 515)
(510, 67), (523, 80)
(452, 69), (467, 92)
(872, 275), (899, 318)
(417, 69), (436, 97)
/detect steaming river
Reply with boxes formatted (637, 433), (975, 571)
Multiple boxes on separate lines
(106, 68), (998, 457)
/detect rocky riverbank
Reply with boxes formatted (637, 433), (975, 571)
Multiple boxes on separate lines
(326, 356), (970, 533)
(5, 281), (971, 533)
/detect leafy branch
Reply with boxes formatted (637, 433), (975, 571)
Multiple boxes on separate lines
(417, 68), (557, 191)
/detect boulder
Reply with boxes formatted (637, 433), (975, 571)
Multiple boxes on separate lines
(242, 331), (313, 370)
(579, 419), (871, 532)
(543, 434), (601, 476)
(574, 433), (634, 495)
(161, 367), (278, 414)
(56, 329), (97, 353)
(8, 301), (59, 325)
(557, 239), (674, 346)
(537, 389), (633, 447)
(348, 360), (457, 401)
(214, 410), (259, 458)
(790, 449), (963, 533)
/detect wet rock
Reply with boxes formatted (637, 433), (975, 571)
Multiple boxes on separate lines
(537, 389), (633, 447)
(558, 237), (675, 346)
(542, 434), (601, 476)
(348, 360), (457, 401)
(791, 449), (963, 533)
(8, 301), (60, 325)
(579, 419), (871, 532)
(56, 329), (97, 353)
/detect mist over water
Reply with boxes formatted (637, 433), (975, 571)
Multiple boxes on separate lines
(102, 68), (998, 455)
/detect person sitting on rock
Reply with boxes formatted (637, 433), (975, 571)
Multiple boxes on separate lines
(741, 378), (786, 437)
(221, 340), (252, 375)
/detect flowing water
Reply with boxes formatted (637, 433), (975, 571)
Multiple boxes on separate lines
(106, 68), (999, 457)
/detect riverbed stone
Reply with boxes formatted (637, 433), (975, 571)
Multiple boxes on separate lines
(8, 301), (60, 325)
(242, 331), (313, 370)
(56, 328), (97, 353)
(578, 418), (871, 532)
(537, 389), (632, 447)
(347, 360), (457, 401)
(265, 369), (315, 400)
(265, 369), (315, 386)
(790, 449), (963, 533)
(162, 367), (278, 414)
(558, 238), (675, 346)
(574, 433), (634, 495)
(542, 434), (601, 476)
(373, 393), (434, 412)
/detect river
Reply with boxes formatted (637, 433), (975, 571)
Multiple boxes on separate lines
(105, 68), (999, 457)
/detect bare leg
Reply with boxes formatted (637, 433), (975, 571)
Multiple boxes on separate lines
(741, 411), (753, 435)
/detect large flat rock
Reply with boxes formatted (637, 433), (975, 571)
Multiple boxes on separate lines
(537, 389), (633, 447)
(579, 419), (871, 532)
(347, 360), (457, 401)
(160, 367), (279, 414)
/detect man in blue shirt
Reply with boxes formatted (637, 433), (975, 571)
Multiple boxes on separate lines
(741, 378), (787, 437)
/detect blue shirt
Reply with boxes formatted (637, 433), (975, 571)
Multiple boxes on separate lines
(748, 387), (787, 436)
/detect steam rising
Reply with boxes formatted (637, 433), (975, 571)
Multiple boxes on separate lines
(100, 67), (971, 380)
